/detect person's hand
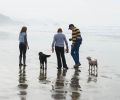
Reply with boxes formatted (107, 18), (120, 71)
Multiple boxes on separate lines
(27, 46), (29, 50)
(69, 38), (72, 41)
(71, 44), (74, 48)
(52, 48), (54, 53)
(66, 48), (69, 53)
(26, 44), (29, 50)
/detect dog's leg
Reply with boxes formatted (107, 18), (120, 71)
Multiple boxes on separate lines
(89, 64), (90, 71)
(96, 64), (98, 71)
(88, 64), (90, 74)
(93, 65), (95, 75)
(90, 65), (92, 72)
(45, 59), (47, 70)
(43, 63), (44, 70)
(91, 65), (93, 75)
(89, 65), (92, 75)
(41, 63), (44, 69)
(89, 67), (91, 75)
(45, 63), (47, 70)
(96, 64), (98, 77)
(93, 65), (96, 76)
(40, 60), (43, 69)
(40, 63), (42, 69)
(95, 65), (97, 76)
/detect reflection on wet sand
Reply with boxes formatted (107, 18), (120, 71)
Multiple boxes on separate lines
(70, 68), (81, 100)
(87, 67), (98, 83)
(39, 68), (47, 81)
(18, 66), (28, 100)
(52, 69), (68, 100)
(39, 68), (51, 84)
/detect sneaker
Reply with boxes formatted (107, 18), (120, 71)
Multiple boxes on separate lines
(19, 63), (23, 66)
(57, 67), (61, 69)
(64, 66), (68, 70)
(23, 64), (27, 66)
(74, 63), (81, 68)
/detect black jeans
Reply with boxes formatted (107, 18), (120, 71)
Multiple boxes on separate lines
(19, 43), (27, 65)
(55, 46), (67, 68)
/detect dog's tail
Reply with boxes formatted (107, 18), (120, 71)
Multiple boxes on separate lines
(45, 55), (51, 58)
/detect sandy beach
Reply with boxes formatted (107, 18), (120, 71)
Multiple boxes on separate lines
(0, 26), (120, 100)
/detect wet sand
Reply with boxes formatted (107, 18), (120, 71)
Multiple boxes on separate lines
(0, 26), (120, 100)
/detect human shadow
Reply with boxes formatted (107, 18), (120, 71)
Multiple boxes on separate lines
(87, 67), (98, 83)
(51, 69), (68, 100)
(18, 66), (28, 100)
(70, 68), (82, 100)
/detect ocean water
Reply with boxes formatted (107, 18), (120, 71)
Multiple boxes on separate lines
(0, 25), (120, 100)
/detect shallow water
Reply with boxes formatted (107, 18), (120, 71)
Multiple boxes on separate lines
(0, 26), (120, 100)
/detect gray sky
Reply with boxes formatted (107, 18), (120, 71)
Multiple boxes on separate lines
(0, 0), (120, 25)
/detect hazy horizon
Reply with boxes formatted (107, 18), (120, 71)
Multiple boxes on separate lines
(0, 0), (120, 26)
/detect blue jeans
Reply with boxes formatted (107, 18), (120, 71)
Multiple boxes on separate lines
(71, 38), (82, 65)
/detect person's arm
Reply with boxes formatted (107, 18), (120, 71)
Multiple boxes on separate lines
(52, 35), (55, 53)
(24, 34), (29, 49)
(69, 38), (72, 41)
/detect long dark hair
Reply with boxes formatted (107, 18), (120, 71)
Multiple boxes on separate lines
(20, 26), (27, 33)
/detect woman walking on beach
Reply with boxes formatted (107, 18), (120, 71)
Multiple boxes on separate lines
(52, 28), (69, 69)
(19, 26), (29, 66)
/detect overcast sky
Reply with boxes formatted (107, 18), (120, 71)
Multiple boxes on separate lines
(0, 0), (120, 25)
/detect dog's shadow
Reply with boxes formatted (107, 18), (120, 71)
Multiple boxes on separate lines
(39, 68), (47, 81)
(87, 68), (98, 83)
(39, 68), (50, 84)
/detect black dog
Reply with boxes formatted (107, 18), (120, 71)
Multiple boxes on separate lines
(38, 52), (51, 69)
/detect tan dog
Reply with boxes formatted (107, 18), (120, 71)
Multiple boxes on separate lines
(86, 56), (98, 72)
